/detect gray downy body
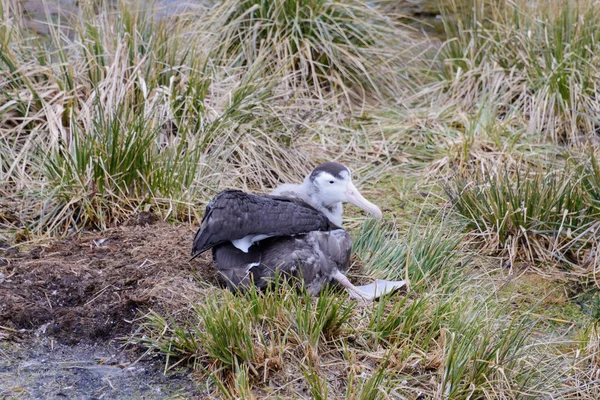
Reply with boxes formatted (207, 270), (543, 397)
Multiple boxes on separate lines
(212, 229), (351, 295)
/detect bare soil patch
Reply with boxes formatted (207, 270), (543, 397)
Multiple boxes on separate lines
(0, 217), (219, 398)
(0, 217), (215, 345)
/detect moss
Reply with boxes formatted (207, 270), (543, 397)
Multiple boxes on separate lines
(501, 273), (591, 329)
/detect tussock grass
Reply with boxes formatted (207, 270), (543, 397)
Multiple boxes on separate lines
(345, 363), (390, 400)
(447, 163), (599, 266)
(437, 0), (600, 144)
(353, 218), (465, 290)
(365, 288), (451, 352)
(0, 0), (326, 235)
(42, 103), (201, 231)
(135, 280), (356, 395)
(134, 224), (580, 398)
(200, 0), (428, 103)
(438, 306), (534, 398)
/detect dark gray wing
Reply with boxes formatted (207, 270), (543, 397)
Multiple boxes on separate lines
(191, 190), (334, 258)
(212, 229), (352, 295)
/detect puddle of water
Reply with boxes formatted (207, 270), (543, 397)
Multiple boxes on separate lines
(0, 337), (201, 398)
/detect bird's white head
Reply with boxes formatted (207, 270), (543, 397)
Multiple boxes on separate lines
(306, 162), (382, 222)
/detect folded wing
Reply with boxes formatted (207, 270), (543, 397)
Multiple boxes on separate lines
(191, 190), (335, 258)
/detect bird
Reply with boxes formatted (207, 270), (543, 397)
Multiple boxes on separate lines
(191, 162), (405, 300)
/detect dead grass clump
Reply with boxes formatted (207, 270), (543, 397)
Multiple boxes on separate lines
(435, 0), (600, 145)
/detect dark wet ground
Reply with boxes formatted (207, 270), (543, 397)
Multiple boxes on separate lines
(0, 339), (198, 399)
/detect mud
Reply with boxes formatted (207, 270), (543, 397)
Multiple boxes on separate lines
(0, 339), (200, 399)
(0, 217), (218, 398)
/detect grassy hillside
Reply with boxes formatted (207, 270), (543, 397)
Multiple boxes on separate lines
(1, 0), (599, 398)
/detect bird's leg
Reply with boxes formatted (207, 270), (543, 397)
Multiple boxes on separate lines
(331, 271), (374, 301)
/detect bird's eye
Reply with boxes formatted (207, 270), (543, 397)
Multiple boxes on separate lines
(329, 180), (335, 184)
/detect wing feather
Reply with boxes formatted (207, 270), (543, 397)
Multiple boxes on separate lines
(191, 190), (333, 258)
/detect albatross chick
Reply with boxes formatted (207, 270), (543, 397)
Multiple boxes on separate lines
(191, 162), (405, 300)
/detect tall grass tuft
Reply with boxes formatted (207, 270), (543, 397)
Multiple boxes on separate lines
(439, 307), (536, 399)
(346, 364), (390, 400)
(293, 286), (355, 349)
(302, 359), (329, 400)
(200, 0), (424, 102)
(447, 166), (596, 261)
(134, 278), (355, 392)
(352, 218), (465, 291)
(366, 290), (452, 353)
(42, 103), (201, 231)
(436, 0), (600, 144)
